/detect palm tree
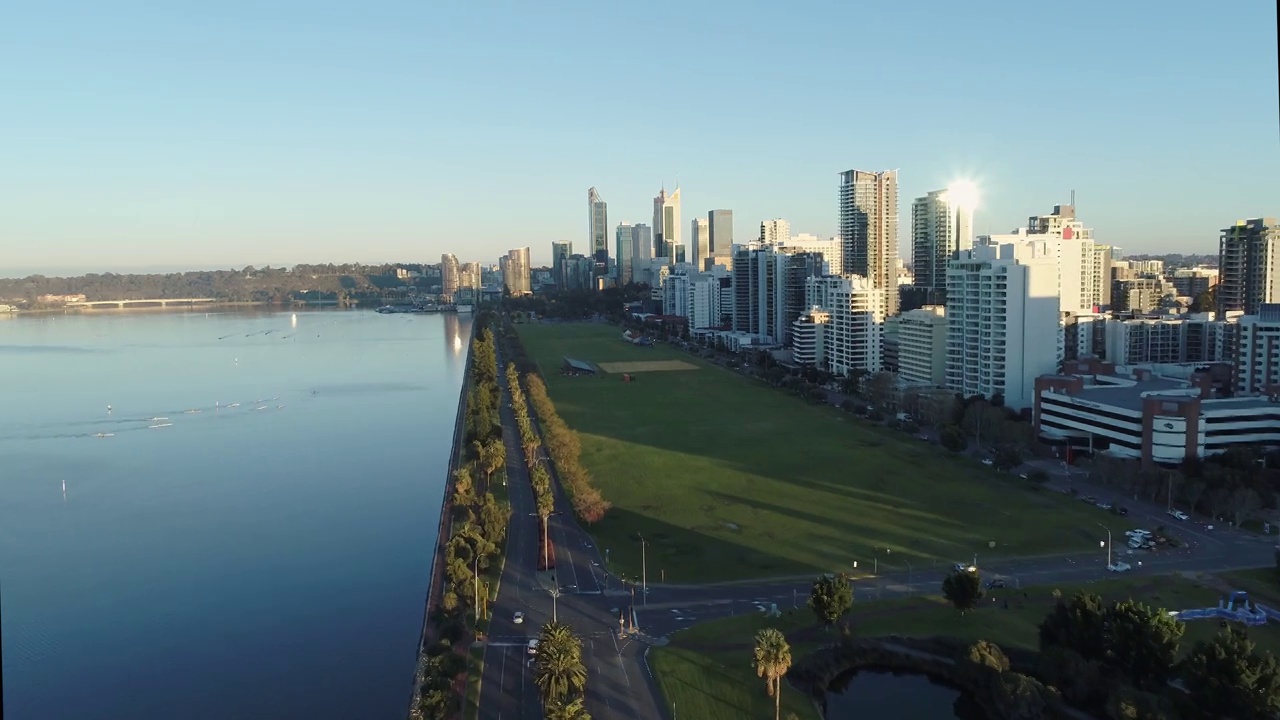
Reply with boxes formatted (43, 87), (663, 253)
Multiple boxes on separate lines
(534, 622), (587, 708)
(752, 628), (793, 720)
(544, 696), (591, 720)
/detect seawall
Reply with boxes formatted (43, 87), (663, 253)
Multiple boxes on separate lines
(407, 317), (478, 718)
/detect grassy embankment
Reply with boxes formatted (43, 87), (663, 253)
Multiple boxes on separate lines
(516, 322), (1130, 584)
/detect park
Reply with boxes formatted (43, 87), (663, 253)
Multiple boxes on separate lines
(515, 322), (1130, 584)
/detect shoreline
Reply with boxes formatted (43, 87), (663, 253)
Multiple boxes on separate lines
(407, 315), (478, 718)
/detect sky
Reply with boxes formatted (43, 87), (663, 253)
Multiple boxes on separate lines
(1, 0), (1277, 277)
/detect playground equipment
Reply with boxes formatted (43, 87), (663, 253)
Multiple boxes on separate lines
(1169, 591), (1273, 627)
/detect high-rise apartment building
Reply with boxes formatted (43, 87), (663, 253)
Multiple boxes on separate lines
(804, 275), (888, 375)
(1170, 267), (1218, 299)
(653, 187), (682, 264)
(708, 209), (734, 266)
(897, 305), (948, 386)
(440, 253), (460, 301)
(500, 247), (532, 296)
(690, 217), (710, 270)
(1104, 314), (1234, 366)
(1237, 304), (1280, 395)
(730, 247), (824, 344)
(777, 234), (842, 276)
(1023, 204), (1113, 312)
(588, 188), (608, 273)
(759, 219), (791, 245)
(945, 243), (1061, 410)
(1218, 218), (1278, 317)
(911, 188), (974, 304)
(631, 223), (653, 265)
(839, 169), (899, 316)
(551, 242), (573, 290)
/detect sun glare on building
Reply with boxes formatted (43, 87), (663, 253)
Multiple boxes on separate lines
(946, 179), (981, 211)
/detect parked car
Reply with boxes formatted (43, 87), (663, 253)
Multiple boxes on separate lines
(1169, 510), (1190, 521)
(986, 578), (1007, 589)
(1081, 495), (1098, 504)
(527, 639), (540, 655)
(1018, 473), (1029, 480)
(1107, 562), (1132, 573)
(513, 611), (524, 625)
(981, 459), (994, 466)
(1096, 501), (1114, 510)
(953, 563), (977, 573)
(1126, 529), (1152, 539)
(1117, 506), (1130, 516)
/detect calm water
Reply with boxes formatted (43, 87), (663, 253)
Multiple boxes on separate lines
(825, 668), (987, 719)
(0, 309), (471, 719)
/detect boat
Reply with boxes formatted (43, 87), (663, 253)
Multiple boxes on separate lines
(150, 417), (169, 421)
(255, 405), (268, 411)
(455, 304), (474, 313)
(227, 403), (240, 408)
(184, 409), (201, 414)
(93, 432), (114, 438)
(149, 423), (173, 429)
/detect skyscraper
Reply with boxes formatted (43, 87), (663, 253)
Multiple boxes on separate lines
(911, 188), (974, 303)
(653, 186), (682, 264)
(588, 187), (608, 274)
(1218, 218), (1279, 317)
(501, 247), (531, 295)
(551, 241), (573, 290)
(708, 209), (734, 266)
(440, 253), (460, 302)
(631, 223), (653, 265)
(759, 219), (791, 245)
(614, 223), (633, 285)
(690, 217), (709, 269)
(839, 169), (899, 316)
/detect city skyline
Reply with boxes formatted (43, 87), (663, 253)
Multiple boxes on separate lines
(3, 1), (1277, 276)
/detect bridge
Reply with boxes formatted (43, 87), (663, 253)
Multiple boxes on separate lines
(66, 298), (218, 309)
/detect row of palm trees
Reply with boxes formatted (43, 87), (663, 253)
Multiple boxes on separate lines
(534, 621), (592, 719)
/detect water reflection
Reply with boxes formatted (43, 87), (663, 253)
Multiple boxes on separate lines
(825, 668), (987, 719)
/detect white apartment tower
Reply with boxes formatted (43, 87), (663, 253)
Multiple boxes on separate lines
(839, 169), (899, 316)
(945, 244), (1060, 410)
(777, 234), (843, 276)
(897, 305), (948, 386)
(1237, 304), (1280, 395)
(911, 188), (974, 302)
(440, 253), (461, 302)
(804, 275), (887, 375)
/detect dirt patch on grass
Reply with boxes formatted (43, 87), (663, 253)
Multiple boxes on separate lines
(597, 360), (700, 373)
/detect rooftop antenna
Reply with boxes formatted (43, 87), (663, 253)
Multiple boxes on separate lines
(1070, 189), (1075, 207)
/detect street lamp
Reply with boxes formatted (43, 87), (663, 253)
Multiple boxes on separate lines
(548, 586), (561, 622)
(638, 534), (648, 605)
(1097, 523), (1112, 567)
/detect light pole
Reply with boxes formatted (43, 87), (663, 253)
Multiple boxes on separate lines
(549, 586), (560, 622)
(639, 534), (648, 605)
(1097, 523), (1112, 567)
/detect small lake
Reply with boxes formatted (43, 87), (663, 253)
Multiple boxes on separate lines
(825, 668), (988, 719)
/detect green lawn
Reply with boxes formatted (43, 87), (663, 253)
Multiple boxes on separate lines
(517, 322), (1131, 583)
(1217, 567), (1280, 605)
(651, 572), (1280, 720)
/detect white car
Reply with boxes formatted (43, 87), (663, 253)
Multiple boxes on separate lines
(953, 563), (977, 573)
(1107, 562), (1132, 573)
(1125, 529), (1152, 540)
(1169, 510), (1189, 521)
(512, 611), (524, 625)
(527, 638), (540, 655)
(981, 459), (994, 466)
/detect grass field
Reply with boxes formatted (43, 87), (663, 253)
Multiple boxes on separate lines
(650, 572), (1280, 720)
(518, 322), (1132, 583)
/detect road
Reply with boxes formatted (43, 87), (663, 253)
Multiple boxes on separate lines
(478, 350), (666, 720)
(477, 345), (1277, 719)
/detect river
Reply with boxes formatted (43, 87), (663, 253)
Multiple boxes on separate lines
(0, 308), (470, 719)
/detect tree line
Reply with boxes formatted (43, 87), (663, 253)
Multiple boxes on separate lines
(416, 318), (512, 720)
(506, 360), (558, 568)
(523, 374), (611, 524)
(1, 264), (424, 306)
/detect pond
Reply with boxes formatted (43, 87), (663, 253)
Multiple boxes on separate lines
(825, 668), (988, 719)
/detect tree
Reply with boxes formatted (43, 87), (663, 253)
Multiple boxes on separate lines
(942, 570), (983, 614)
(1103, 599), (1184, 691)
(1038, 592), (1108, 660)
(1190, 288), (1215, 313)
(1229, 487), (1262, 528)
(544, 697), (592, 720)
(807, 573), (853, 628)
(940, 424), (967, 452)
(752, 628), (793, 720)
(537, 489), (555, 569)
(1182, 626), (1280, 720)
(865, 372), (897, 410)
(962, 401), (1002, 446)
(534, 621), (588, 709)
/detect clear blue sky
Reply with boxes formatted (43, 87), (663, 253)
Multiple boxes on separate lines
(2, 0), (1277, 276)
